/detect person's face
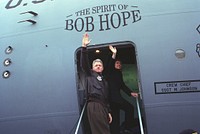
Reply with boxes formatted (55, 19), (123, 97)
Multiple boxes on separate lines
(115, 60), (122, 70)
(92, 62), (104, 73)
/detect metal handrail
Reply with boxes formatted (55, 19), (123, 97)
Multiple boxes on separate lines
(75, 102), (87, 134)
(136, 97), (145, 134)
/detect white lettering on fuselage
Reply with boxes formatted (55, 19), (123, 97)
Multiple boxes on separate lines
(155, 80), (200, 94)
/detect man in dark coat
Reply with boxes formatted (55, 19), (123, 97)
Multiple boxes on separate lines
(80, 33), (116, 134)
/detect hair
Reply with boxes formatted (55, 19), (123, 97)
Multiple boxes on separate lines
(115, 59), (122, 63)
(92, 59), (103, 67)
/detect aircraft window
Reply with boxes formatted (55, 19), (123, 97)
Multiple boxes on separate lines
(175, 49), (185, 59)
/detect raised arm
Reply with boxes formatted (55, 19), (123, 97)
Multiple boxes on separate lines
(82, 33), (91, 47)
(80, 33), (91, 75)
(104, 45), (117, 74)
(109, 45), (117, 59)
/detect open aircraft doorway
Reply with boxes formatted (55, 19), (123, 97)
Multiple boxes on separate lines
(75, 41), (145, 134)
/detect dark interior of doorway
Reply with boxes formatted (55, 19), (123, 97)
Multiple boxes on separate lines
(76, 42), (136, 66)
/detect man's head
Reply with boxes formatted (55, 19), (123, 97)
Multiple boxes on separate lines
(92, 59), (104, 73)
(115, 60), (122, 70)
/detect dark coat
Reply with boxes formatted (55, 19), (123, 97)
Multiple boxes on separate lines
(80, 47), (110, 110)
(106, 58), (132, 103)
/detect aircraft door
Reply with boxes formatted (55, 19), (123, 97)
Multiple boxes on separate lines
(75, 42), (145, 134)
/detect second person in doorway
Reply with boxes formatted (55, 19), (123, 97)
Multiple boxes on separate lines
(107, 45), (138, 134)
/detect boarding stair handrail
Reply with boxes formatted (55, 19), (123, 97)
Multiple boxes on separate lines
(136, 96), (145, 134)
(75, 102), (87, 134)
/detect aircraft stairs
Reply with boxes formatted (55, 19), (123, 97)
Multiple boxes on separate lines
(74, 97), (145, 134)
